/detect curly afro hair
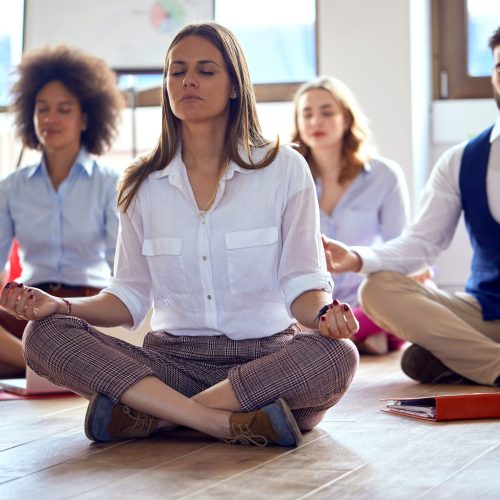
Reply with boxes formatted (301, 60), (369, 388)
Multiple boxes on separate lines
(10, 45), (125, 155)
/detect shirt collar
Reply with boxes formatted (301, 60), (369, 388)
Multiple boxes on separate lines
(152, 144), (257, 181)
(27, 147), (93, 178)
(490, 111), (500, 143)
(361, 161), (372, 174)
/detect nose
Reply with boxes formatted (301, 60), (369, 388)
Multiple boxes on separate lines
(41, 110), (57, 123)
(183, 75), (198, 88)
(310, 114), (321, 126)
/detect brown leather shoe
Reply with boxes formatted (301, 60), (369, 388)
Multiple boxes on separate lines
(225, 398), (302, 447)
(401, 344), (474, 384)
(85, 393), (159, 442)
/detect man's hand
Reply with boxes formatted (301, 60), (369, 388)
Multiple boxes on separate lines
(322, 235), (363, 274)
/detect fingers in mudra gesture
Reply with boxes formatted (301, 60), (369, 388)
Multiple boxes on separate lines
(0, 282), (58, 320)
(317, 300), (359, 339)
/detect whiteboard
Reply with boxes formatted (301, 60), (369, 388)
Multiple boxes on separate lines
(24, 0), (214, 71)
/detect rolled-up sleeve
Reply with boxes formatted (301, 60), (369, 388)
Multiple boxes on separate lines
(278, 152), (333, 315)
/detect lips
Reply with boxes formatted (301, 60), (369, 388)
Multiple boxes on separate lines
(181, 94), (202, 102)
(311, 131), (326, 138)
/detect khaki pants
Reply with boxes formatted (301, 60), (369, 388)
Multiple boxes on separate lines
(359, 271), (500, 385)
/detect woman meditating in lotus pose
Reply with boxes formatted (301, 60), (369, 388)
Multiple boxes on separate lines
(1, 23), (359, 447)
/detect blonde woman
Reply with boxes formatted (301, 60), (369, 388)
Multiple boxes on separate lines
(292, 76), (409, 354)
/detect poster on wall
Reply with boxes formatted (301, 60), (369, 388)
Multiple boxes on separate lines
(24, 0), (214, 72)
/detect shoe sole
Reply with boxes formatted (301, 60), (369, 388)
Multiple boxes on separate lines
(275, 397), (303, 446)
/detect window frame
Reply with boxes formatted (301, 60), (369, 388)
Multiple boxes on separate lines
(432, 0), (493, 99)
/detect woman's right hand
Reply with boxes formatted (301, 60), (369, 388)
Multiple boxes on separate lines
(0, 282), (62, 321)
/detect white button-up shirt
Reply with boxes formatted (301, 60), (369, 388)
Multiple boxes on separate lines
(104, 145), (332, 339)
(356, 113), (500, 275)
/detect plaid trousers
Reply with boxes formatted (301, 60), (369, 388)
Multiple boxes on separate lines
(23, 315), (358, 431)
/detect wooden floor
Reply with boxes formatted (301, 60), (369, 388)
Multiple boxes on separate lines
(2, 349), (500, 499)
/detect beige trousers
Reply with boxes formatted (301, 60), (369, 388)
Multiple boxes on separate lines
(359, 271), (500, 385)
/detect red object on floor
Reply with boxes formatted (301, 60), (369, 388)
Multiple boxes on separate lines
(8, 240), (22, 281)
(0, 390), (80, 401)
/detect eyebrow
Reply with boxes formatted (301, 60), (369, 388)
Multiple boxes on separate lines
(170, 59), (219, 66)
(302, 103), (335, 111)
(35, 99), (76, 105)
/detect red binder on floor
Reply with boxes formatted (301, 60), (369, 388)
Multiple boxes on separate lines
(381, 392), (500, 421)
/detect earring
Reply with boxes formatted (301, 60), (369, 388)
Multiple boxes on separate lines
(230, 90), (238, 100)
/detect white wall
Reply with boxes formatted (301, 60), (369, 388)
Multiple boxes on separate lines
(318, 0), (416, 202)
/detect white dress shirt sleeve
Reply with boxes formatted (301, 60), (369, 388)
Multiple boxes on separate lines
(278, 151), (333, 313)
(354, 142), (465, 275)
(102, 199), (154, 329)
(104, 171), (120, 273)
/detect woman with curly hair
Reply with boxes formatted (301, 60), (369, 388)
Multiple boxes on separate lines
(0, 45), (124, 376)
(292, 76), (410, 354)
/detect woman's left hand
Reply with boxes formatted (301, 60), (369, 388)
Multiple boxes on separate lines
(317, 300), (359, 339)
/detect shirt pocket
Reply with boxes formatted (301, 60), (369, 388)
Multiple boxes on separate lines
(142, 237), (189, 293)
(225, 226), (279, 294)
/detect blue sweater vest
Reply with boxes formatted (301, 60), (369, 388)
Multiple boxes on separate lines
(459, 126), (500, 320)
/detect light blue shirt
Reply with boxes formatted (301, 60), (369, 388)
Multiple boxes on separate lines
(0, 148), (120, 288)
(318, 157), (410, 305)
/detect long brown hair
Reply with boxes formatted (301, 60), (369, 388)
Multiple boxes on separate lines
(291, 76), (374, 184)
(118, 22), (279, 211)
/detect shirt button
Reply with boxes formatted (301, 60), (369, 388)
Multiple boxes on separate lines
(202, 256), (207, 261)
(207, 294), (212, 300)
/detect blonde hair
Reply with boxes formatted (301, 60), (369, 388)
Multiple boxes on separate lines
(118, 22), (279, 211)
(291, 76), (374, 183)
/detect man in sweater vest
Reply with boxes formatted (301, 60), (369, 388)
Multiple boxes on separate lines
(322, 26), (500, 386)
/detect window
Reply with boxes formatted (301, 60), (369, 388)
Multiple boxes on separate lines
(467, 0), (499, 76)
(0, 0), (24, 111)
(215, 0), (316, 102)
(433, 0), (499, 99)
